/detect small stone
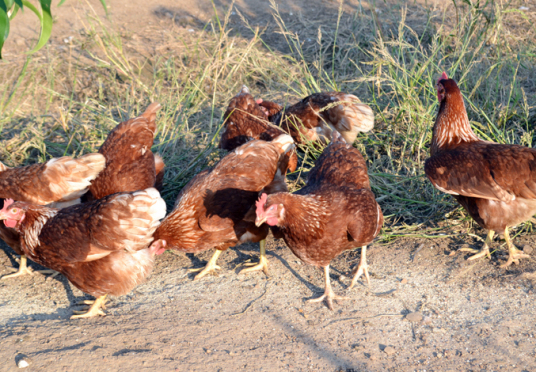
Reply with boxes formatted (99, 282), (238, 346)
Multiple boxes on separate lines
(369, 354), (377, 361)
(400, 278), (408, 285)
(523, 245), (533, 255)
(422, 316), (433, 325)
(17, 358), (29, 369)
(449, 251), (456, 256)
(405, 312), (423, 322)
(384, 346), (396, 355)
(15, 38), (25, 46)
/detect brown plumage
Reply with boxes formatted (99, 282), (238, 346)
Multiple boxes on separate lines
(84, 103), (165, 201)
(260, 92), (374, 145)
(153, 134), (295, 279)
(0, 188), (166, 318)
(219, 86), (298, 174)
(425, 72), (536, 267)
(0, 153), (106, 279)
(255, 131), (383, 310)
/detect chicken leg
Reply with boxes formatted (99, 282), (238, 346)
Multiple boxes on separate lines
(71, 295), (108, 319)
(1, 255), (56, 279)
(459, 230), (494, 260)
(500, 227), (530, 268)
(189, 249), (222, 280)
(240, 239), (270, 276)
(307, 265), (348, 310)
(348, 246), (370, 289)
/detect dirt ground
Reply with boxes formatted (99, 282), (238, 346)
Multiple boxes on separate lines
(2, 233), (536, 371)
(2, 0), (536, 371)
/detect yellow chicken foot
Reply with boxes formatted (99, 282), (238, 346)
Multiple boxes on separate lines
(307, 265), (348, 310)
(71, 295), (108, 319)
(500, 227), (530, 268)
(459, 230), (494, 260)
(189, 250), (222, 280)
(1, 255), (57, 279)
(348, 246), (370, 289)
(240, 240), (270, 276)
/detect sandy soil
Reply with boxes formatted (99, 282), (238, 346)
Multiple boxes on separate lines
(2, 233), (536, 371)
(2, 0), (536, 371)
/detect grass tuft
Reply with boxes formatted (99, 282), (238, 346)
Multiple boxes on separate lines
(1, 1), (536, 241)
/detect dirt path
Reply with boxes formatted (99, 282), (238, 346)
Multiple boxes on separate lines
(2, 0), (536, 371)
(2, 234), (536, 371)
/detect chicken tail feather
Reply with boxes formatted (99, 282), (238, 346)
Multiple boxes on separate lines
(44, 153), (106, 203)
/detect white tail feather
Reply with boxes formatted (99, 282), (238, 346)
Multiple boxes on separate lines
(110, 188), (166, 252)
(44, 153), (106, 202)
(272, 134), (294, 153)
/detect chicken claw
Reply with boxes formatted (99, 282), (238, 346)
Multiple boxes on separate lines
(348, 246), (370, 289)
(71, 295), (108, 319)
(459, 230), (494, 261)
(500, 228), (530, 268)
(307, 265), (348, 310)
(240, 240), (270, 276)
(189, 250), (222, 280)
(1, 255), (56, 280)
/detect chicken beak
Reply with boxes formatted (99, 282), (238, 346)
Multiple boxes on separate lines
(255, 216), (267, 227)
(0, 212), (7, 221)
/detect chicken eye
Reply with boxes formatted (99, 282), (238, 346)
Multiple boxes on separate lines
(11, 208), (17, 214)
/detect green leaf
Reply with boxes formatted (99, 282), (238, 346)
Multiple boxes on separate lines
(27, 0), (51, 54)
(57, 0), (65, 6)
(0, 0), (10, 59)
(14, 0), (22, 9)
(9, 4), (18, 20)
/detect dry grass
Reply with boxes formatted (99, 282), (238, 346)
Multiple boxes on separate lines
(1, 0), (536, 241)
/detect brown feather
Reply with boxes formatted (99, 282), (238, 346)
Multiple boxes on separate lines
(154, 138), (292, 254)
(260, 134), (383, 268)
(2, 188), (165, 297)
(425, 77), (536, 233)
(219, 87), (298, 173)
(270, 92), (374, 145)
(86, 103), (162, 201)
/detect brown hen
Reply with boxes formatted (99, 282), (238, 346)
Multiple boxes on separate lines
(0, 153), (106, 279)
(84, 102), (165, 201)
(255, 132), (383, 310)
(0, 188), (166, 318)
(425, 72), (536, 267)
(219, 86), (298, 175)
(153, 134), (295, 279)
(261, 92), (374, 145)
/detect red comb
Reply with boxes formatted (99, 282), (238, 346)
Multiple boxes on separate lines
(440, 71), (448, 81)
(256, 193), (268, 216)
(2, 199), (14, 211)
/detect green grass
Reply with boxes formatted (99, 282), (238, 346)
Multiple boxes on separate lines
(1, 0), (536, 242)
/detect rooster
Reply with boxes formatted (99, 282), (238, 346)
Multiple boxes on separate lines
(153, 135), (295, 279)
(0, 153), (106, 279)
(83, 102), (165, 201)
(220, 86), (298, 174)
(0, 188), (166, 318)
(425, 72), (536, 267)
(255, 132), (383, 310)
(259, 92), (374, 145)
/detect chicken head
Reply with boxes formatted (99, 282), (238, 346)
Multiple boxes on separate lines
(436, 71), (449, 101)
(0, 199), (26, 229)
(255, 193), (285, 227)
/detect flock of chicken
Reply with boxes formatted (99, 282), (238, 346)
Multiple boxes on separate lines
(0, 73), (534, 318)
